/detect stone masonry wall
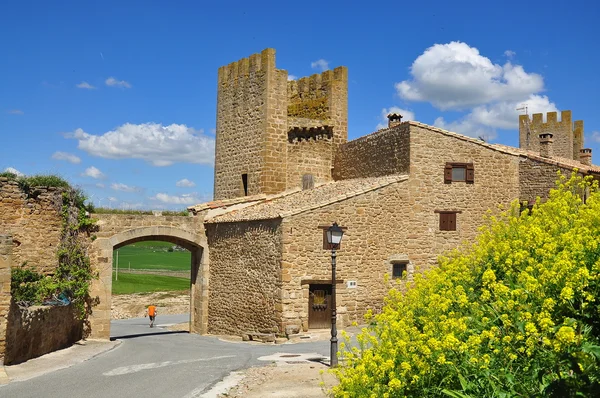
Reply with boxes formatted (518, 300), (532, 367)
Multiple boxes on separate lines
(286, 139), (334, 188)
(0, 235), (12, 365)
(333, 123), (410, 180)
(280, 181), (413, 331)
(205, 220), (282, 335)
(4, 302), (82, 365)
(407, 124), (521, 266)
(519, 158), (576, 203)
(92, 213), (204, 241)
(0, 178), (64, 273)
(214, 49), (273, 200)
(519, 111), (578, 160)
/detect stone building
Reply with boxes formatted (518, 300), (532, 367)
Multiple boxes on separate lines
(190, 48), (600, 336)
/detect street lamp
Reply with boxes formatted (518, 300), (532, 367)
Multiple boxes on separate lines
(326, 222), (344, 367)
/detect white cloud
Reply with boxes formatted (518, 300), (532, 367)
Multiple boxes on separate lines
(68, 123), (215, 166)
(3, 167), (24, 176)
(96, 183), (105, 188)
(395, 41), (544, 110)
(82, 166), (106, 179)
(76, 81), (96, 89)
(504, 50), (516, 58)
(108, 197), (118, 202)
(111, 183), (140, 192)
(288, 74), (298, 81)
(176, 178), (196, 187)
(376, 107), (416, 130)
(311, 59), (329, 72)
(7, 109), (24, 115)
(105, 77), (131, 88)
(151, 193), (202, 205)
(591, 131), (600, 143)
(52, 151), (81, 164)
(432, 95), (558, 141)
(434, 116), (497, 141)
(469, 95), (558, 130)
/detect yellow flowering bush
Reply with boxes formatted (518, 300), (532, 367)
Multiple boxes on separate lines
(333, 173), (600, 397)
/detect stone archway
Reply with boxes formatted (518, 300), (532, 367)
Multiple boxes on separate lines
(88, 225), (208, 339)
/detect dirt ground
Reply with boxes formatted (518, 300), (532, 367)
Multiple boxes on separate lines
(111, 291), (339, 397)
(111, 291), (190, 319)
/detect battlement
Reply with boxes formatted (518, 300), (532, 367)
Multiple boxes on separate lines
(218, 48), (277, 86)
(519, 110), (585, 162)
(287, 66), (348, 120)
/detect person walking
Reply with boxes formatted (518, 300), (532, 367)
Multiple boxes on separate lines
(146, 305), (157, 328)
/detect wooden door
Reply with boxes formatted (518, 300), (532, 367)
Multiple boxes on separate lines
(308, 284), (332, 329)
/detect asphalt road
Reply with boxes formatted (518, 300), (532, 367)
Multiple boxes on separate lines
(0, 315), (332, 398)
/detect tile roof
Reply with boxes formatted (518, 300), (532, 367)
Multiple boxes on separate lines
(205, 174), (408, 223)
(405, 121), (600, 174)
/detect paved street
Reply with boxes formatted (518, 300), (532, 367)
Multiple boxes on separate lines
(0, 315), (333, 398)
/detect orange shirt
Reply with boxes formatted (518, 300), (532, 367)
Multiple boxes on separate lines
(148, 305), (156, 316)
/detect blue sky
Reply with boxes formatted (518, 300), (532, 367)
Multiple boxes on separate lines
(1, 0), (599, 210)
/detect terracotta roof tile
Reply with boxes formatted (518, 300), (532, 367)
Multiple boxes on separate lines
(205, 174), (408, 223)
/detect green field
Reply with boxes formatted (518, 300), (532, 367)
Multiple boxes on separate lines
(112, 241), (191, 271)
(112, 273), (190, 295)
(111, 241), (191, 295)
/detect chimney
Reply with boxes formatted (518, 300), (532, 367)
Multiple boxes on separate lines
(580, 148), (593, 166)
(539, 133), (554, 158)
(387, 113), (403, 128)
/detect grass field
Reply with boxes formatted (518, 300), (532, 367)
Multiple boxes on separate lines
(111, 241), (191, 295)
(112, 273), (190, 295)
(112, 241), (191, 272)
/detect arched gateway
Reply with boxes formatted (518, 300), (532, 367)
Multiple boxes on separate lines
(87, 214), (208, 339)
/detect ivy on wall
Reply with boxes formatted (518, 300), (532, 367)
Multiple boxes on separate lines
(8, 174), (98, 320)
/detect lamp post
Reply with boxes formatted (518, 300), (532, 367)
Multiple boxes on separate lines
(326, 222), (344, 367)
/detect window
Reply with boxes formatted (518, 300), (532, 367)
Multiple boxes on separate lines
(392, 262), (407, 279)
(435, 210), (461, 231)
(242, 174), (248, 196)
(444, 163), (474, 184)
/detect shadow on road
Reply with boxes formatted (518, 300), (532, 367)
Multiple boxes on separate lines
(110, 330), (189, 341)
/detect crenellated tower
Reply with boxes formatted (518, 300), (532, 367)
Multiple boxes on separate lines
(519, 110), (585, 161)
(213, 49), (348, 200)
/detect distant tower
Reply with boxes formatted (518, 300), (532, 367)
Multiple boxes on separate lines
(519, 110), (584, 161)
(213, 49), (348, 200)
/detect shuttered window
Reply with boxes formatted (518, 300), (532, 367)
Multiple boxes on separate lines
(437, 211), (458, 231)
(445, 163), (474, 184)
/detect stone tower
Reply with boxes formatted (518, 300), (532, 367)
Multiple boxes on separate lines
(519, 110), (584, 161)
(213, 48), (348, 200)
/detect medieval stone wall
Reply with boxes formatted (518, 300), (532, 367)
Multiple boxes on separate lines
(93, 213), (204, 242)
(205, 220), (282, 335)
(214, 49), (274, 200)
(4, 302), (82, 365)
(407, 124), (521, 266)
(0, 178), (63, 273)
(518, 158), (575, 203)
(286, 139), (334, 188)
(280, 180), (413, 331)
(333, 123), (410, 180)
(0, 235), (12, 365)
(519, 111), (583, 161)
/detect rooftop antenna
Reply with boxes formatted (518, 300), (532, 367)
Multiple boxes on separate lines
(517, 104), (531, 149)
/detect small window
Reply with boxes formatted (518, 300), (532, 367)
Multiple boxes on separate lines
(439, 212), (457, 231)
(392, 263), (407, 279)
(445, 163), (474, 184)
(242, 174), (248, 196)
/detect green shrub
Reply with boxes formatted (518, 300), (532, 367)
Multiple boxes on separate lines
(10, 265), (43, 303)
(333, 173), (600, 397)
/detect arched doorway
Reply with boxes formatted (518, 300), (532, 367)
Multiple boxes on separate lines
(88, 226), (208, 339)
